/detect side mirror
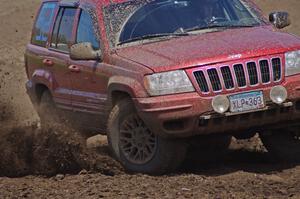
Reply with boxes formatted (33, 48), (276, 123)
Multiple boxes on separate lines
(269, 12), (291, 29)
(70, 42), (102, 60)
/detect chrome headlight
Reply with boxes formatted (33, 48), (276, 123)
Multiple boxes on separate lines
(144, 70), (195, 96)
(285, 50), (300, 76)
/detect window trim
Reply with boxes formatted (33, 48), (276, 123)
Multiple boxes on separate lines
(50, 7), (64, 50)
(48, 6), (80, 53)
(74, 8), (101, 50)
(31, 1), (58, 47)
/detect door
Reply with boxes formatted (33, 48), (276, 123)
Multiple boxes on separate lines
(69, 9), (109, 116)
(26, 2), (57, 94)
(47, 7), (78, 109)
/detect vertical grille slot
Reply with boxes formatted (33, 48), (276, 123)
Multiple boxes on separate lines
(207, 69), (222, 91)
(247, 62), (258, 85)
(272, 58), (281, 81)
(221, 66), (234, 89)
(260, 60), (270, 83)
(194, 71), (209, 92)
(193, 56), (282, 94)
(234, 64), (246, 87)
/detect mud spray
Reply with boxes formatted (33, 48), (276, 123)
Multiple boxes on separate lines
(0, 123), (123, 177)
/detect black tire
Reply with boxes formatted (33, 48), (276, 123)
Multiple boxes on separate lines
(107, 98), (187, 175)
(37, 90), (61, 129)
(260, 129), (300, 163)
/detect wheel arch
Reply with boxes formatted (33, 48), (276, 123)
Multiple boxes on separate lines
(31, 69), (56, 104)
(107, 76), (149, 107)
(110, 90), (132, 107)
(35, 84), (50, 104)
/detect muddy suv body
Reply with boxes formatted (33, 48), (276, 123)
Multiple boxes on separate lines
(25, 0), (300, 174)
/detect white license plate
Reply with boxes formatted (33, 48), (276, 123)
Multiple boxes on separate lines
(229, 91), (265, 113)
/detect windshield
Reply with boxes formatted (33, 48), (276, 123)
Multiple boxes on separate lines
(104, 0), (265, 47)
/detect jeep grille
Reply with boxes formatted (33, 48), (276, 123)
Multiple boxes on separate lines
(193, 57), (282, 93)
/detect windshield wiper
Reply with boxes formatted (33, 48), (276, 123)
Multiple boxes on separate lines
(185, 23), (257, 33)
(184, 24), (228, 32)
(227, 24), (258, 28)
(117, 32), (189, 46)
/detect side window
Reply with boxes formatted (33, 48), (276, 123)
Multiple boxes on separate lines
(31, 2), (57, 47)
(76, 10), (100, 50)
(51, 7), (77, 52)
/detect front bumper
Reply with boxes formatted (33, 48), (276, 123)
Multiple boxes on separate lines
(134, 75), (300, 138)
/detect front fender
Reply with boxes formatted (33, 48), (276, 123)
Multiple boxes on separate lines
(108, 76), (149, 100)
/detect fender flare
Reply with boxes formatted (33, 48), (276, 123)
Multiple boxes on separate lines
(31, 69), (55, 92)
(107, 76), (148, 103)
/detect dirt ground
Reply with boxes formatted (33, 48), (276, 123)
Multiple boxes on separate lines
(0, 0), (300, 198)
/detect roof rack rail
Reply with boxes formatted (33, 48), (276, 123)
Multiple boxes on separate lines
(59, 0), (80, 7)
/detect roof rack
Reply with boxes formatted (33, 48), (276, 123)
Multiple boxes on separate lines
(59, 0), (80, 7)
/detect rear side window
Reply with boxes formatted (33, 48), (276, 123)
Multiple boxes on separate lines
(31, 2), (57, 47)
(76, 10), (100, 50)
(51, 7), (77, 52)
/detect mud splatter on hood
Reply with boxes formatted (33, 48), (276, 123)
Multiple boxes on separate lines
(116, 26), (300, 73)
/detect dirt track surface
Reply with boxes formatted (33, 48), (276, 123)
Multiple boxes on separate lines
(0, 0), (300, 198)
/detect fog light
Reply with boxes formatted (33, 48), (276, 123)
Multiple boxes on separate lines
(270, 85), (288, 104)
(212, 95), (230, 114)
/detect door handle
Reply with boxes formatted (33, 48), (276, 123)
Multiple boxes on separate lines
(43, 59), (54, 66)
(68, 65), (81, 73)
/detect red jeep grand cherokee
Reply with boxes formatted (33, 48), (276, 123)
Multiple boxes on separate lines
(25, 0), (300, 174)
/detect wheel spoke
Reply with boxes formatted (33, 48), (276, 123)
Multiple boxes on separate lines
(136, 117), (144, 127)
(123, 120), (134, 130)
(143, 146), (151, 157)
(120, 132), (131, 137)
(140, 150), (145, 161)
(120, 138), (131, 145)
(148, 137), (156, 143)
(122, 143), (133, 152)
(119, 113), (157, 165)
(133, 116), (140, 127)
(120, 129), (132, 135)
(133, 149), (140, 160)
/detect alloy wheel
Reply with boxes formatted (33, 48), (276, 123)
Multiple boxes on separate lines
(119, 114), (157, 165)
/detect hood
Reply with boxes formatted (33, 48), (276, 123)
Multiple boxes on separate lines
(115, 26), (300, 73)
